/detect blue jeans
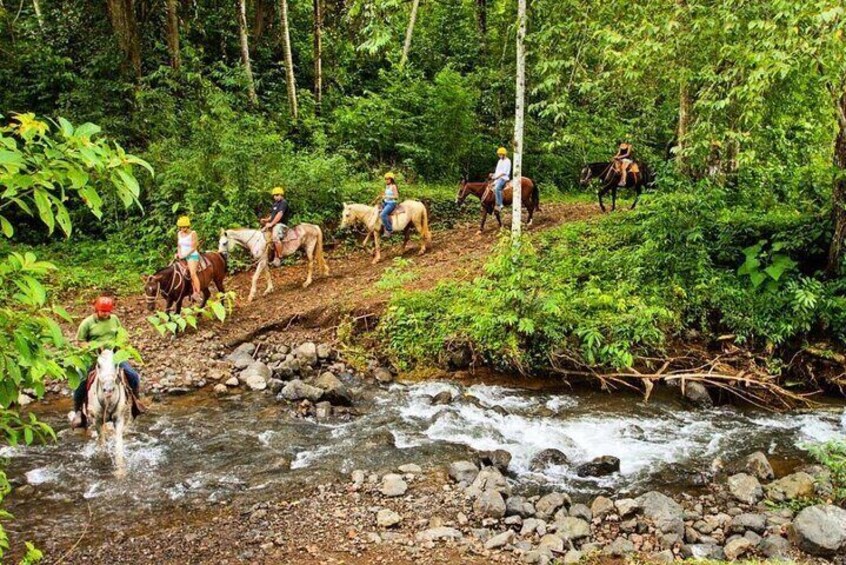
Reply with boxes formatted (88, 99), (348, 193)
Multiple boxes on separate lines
(493, 178), (507, 207)
(74, 361), (140, 410)
(381, 201), (397, 234)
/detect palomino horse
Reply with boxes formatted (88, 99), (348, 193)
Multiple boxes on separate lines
(456, 176), (539, 234)
(218, 225), (328, 302)
(340, 201), (432, 264)
(86, 349), (131, 476)
(580, 161), (654, 212)
(143, 252), (227, 314)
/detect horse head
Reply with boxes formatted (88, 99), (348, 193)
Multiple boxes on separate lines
(339, 204), (353, 229)
(96, 349), (119, 400)
(142, 274), (162, 311)
(218, 229), (231, 260)
(456, 179), (469, 206)
(579, 165), (593, 186)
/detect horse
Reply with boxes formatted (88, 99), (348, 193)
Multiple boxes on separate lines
(339, 201), (431, 265)
(143, 252), (227, 314)
(86, 349), (131, 476)
(456, 176), (539, 234)
(580, 161), (654, 212)
(218, 225), (328, 302)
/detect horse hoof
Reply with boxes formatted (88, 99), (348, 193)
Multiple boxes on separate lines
(475, 230), (482, 236)
(302, 281), (312, 289)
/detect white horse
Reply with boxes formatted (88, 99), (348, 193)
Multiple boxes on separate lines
(86, 350), (130, 476)
(340, 201), (432, 264)
(218, 225), (329, 302)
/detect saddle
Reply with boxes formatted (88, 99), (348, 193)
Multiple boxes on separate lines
(175, 254), (211, 276)
(267, 226), (301, 262)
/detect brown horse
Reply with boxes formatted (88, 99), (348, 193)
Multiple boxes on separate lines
(143, 252), (227, 313)
(456, 177), (540, 234)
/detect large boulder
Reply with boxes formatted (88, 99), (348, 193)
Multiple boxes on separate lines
(723, 537), (753, 561)
(576, 455), (620, 477)
(380, 474), (408, 497)
(744, 451), (775, 481)
(759, 534), (791, 559)
(314, 372), (352, 406)
(469, 467), (511, 497)
(484, 529), (515, 550)
(535, 492), (571, 520)
(590, 496), (615, 519)
(682, 381), (713, 407)
(479, 449), (512, 473)
(730, 513), (766, 534)
(505, 496), (536, 519)
(240, 361), (270, 390)
(603, 538), (635, 557)
(789, 504), (846, 557)
(634, 491), (684, 536)
(278, 379), (324, 402)
(373, 367), (394, 383)
(474, 490), (507, 519)
(552, 517), (590, 541)
(227, 350), (254, 369)
(448, 460), (479, 486)
(294, 342), (318, 366)
(530, 449), (569, 472)
(726, 473), (763, 504)
(765, 472), (815, 502)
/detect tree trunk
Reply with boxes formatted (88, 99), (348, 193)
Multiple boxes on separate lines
(676, 80), (690, 174)
(254, 0), (267, 39)
(313, 0), (322, 110)
(826, 92), (846, 275)
(476, 0), (486, 36)
(106, 0), (142, 78)
(279, 0), (298, 119)
(237, 0), (259, 105)
(511, 0), (526, 240)
(165, 0), (181, 71)
(31, 0), (44, 30)
(399, 0), (420, 68)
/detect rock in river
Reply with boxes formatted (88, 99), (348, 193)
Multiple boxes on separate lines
(789, 504), (846, 557)
(765, 471), (815, 502)
(478, 449), (512, 472)
(529, 448), (569, 472)
(744, 451), (774, 481)
(240, 361), (270, 390)
(278, 379), (323, 402)
(314, 372), (351, 406)
(726, 472), (763, 504)
(576, 455), (620, 477)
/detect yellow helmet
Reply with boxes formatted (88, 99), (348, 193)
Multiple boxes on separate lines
(177, 216), (191, 228)
(497, 147), (508, 156)
(384, 172), (395, 181)
(271, 186), (285, 196)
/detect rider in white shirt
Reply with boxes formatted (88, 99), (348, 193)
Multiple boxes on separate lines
(492, 147), (511, 212)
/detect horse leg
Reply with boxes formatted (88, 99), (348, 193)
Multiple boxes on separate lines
(114, 414), (127, 478)
(372, 231), (382, 264)
(402, 226), (411, 251)
(248, 262), (261, 302)
(174, 296), (183, 314)
(201, 287), (210, 307)
(631, 183), (642, 210)
(527, 203), (534, 227)
(494, 209), (502, 229)
(598, 186), (607, 213)
(411, 219), (426, 255)
(264, 259), (274, 295)
(477, 209), (488, 236)
(612, 186), (617, 211)
(303, 244), (314, 288)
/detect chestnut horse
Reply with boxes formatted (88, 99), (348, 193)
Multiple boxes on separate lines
(456, 177), (539, 234)
(143, 252), (227, 313)
(580, 161), (654, 212)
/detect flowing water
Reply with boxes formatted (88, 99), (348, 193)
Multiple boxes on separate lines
(5, 379), (846, 550)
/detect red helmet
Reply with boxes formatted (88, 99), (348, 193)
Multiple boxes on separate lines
(93, 296), (115, 314)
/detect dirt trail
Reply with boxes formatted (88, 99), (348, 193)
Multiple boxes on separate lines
(109, 203), (597, 389)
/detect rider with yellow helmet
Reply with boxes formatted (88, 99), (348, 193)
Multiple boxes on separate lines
(175, 216), (202, 301)
(261, 186), (289, 266)
(378, 172), (400, 237)
(492, 147), (511, 212)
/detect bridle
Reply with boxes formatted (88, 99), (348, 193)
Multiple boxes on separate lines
(145, 266), (186, 310)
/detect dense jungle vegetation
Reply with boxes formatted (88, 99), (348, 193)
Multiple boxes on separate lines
(0, 0), (845, 555)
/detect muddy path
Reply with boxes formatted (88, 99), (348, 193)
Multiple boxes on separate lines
(98, 203), (598, 391)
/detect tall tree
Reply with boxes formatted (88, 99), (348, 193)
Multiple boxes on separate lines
(31, 0), (44, 30)
(279, 0), (299, 119)
(237, 0), (259, 105)
(254, 0), (268, 38)
(476, 0), (486, 36)
(399, 0), (420, 68)
(511, 0), (526, 239)
(165, 0), (181, 71)
(106, 0), (142, 78)
(314, 0), (323, 109)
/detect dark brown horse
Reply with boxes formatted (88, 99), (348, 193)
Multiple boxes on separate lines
(143, 252), (227, 313)
(580, 161), (654, 212)
(456, 177), (540, 234)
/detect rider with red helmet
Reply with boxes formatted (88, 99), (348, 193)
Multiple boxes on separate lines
(69, 296), (142, 429)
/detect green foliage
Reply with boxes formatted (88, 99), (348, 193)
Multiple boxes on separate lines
(375, 258), (418, 292)
(146, 291), (236, 337)
(806, 438), (846, 505)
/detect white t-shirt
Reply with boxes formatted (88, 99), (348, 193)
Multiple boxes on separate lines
(494, 158), (512, 181)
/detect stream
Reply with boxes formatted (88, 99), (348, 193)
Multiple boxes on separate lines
(5, 379), (846, 551)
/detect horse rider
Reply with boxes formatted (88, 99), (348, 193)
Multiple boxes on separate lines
(261, 186), (289, 267)
(612, 141), (636, 186)
(69, 296), (142, 428)
(376, 172), (399, 237)
(491, 147), (511, 212)
(175, 216), (202, 301)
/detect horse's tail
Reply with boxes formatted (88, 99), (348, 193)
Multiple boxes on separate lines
(421, 203), (432, 243)
(315, 225), (329, 273)
(531, 180), (540, 211)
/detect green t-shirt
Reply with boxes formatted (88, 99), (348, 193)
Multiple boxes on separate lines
(77, 314), (123, 347)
